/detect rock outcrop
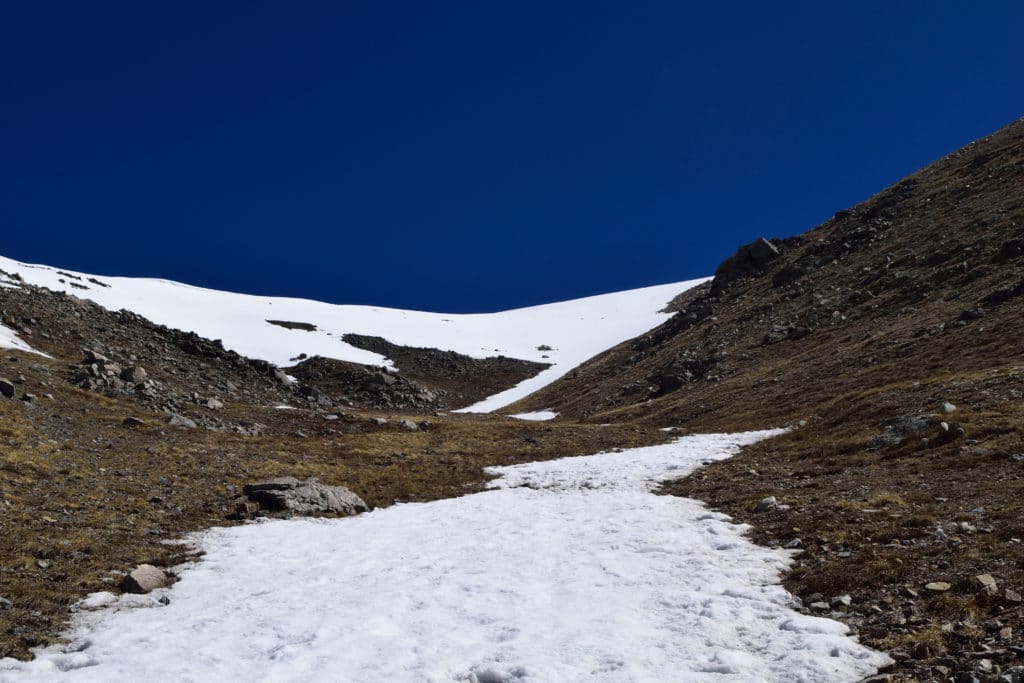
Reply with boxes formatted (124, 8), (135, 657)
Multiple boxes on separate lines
(236, 477), (369, 519)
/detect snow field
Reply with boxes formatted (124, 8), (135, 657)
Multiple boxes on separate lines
(1, 430), (890, 682)
(0, 255), (703, 412)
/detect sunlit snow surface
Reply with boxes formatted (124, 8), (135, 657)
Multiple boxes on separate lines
(0, 276), (47, 356)
(0, 255), (702, 412)
(1, 431), (890, 682)
(507, 410), (559, 421)
(0, 323), (48, 357)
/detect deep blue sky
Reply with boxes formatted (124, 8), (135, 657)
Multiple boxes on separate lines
(2, 2), (1022, 312)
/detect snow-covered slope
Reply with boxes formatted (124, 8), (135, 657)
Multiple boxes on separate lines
(0, 431), (890, 682)
(0, 255), (703, 412)
(0, 323), (47, 357)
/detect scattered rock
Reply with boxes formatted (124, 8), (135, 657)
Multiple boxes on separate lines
(0, 597), (11, 610)
(763, 325), (789, 345)
(372, 417), (388, 426)
(925, 581), (952, 592)
(239, 477), (369, 518)
(975, 574), (998, 595)
(272, 368), (296, 388)
(202, 397), (224, 410)
(830, 594), (852, 608)
(167, 414), (197, 428)
(120, 366), (148, 383)
(122, 416), (146, 427)
(0, 379), (14, 398)
(869, 414), (937, 449)
(399, 418), (419, 432)
(942, 402), (957, 414)
(959, 307), (987, 322)
(82, 349), (109, 364)
(120, 564), (169, 594)
(1005, 588), (1022, 603)
(267, 320), (317, 332)
(754, 496), (790, 512)
(712, 237), (781, 294)
(762, 324), (811, 345)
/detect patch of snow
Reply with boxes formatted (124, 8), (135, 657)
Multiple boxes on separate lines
(507, 411), (558, 421)
(0, 255), (703, 412)
(0, 430), (890, 682)
(71, 593), (118, 612)
(0, 323), (49, 358)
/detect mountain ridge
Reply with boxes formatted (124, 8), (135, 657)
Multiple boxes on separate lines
(1, 117), (1022, 679)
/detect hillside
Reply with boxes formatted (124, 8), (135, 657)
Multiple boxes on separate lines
(0, 255), (698, 413)
(0, 271), (697, 663)
(510, 117), (1024, 680)
(2, 118), (1022, 680)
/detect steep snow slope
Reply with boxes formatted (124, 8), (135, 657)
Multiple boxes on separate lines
(0, 255), (703, 412)
(0, 431), (889, 682)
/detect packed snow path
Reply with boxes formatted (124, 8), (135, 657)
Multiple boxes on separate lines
(1, 431), (889, 682)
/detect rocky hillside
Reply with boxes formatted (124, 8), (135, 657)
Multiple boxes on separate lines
(513, 117), (1024, 680)
(513, 118), (1024, 429)
(0, 275), (671, 661)
(340, 333), (549, 409)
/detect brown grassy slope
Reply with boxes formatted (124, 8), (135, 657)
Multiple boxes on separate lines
(510, 117), (1024, 431)
(0, 352), (668, 660)
(0, 281), (669, 661)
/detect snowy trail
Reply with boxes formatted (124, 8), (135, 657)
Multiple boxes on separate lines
(1, 431), (890, 682)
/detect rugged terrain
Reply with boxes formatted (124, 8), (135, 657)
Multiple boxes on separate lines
(0, 279), (668, 661)
(2, 117), (1023, 680)
(511, 117), (1024, 681)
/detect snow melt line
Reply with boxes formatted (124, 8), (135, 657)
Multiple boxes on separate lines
(0, 430), (890, 682)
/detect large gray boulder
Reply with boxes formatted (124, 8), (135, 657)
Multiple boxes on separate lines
(241, 477), (368, 517)
(120, 365), (148, 384)
(120, 564), (169, 594)
(168, 414), (197, 428)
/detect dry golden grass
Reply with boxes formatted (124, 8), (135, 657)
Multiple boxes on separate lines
(0, 362), (672, 660)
